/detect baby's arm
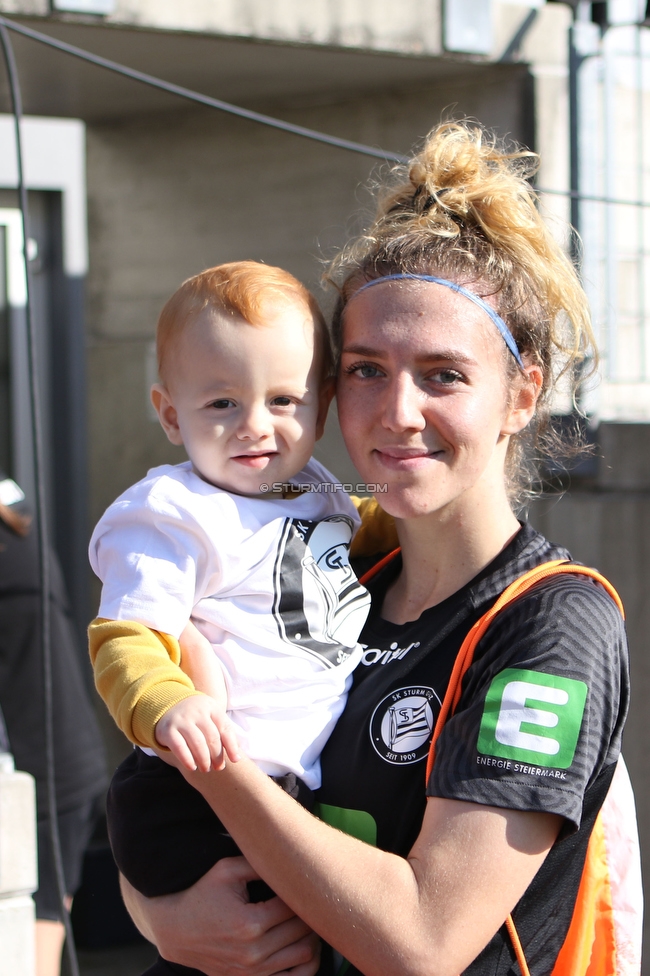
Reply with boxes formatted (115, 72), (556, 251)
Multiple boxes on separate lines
(177, 620), (228, 706)
(155, 695), (241, 773)
(155, 622), (241, 773)
(89, 618), (240, 773)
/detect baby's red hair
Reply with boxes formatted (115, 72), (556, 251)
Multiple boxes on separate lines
(157, 261), (332, 383)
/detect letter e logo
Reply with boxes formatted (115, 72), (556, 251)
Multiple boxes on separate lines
(477, 669), (587, 768)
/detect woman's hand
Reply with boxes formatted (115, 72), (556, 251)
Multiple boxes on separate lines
(120, 856), (321, 976)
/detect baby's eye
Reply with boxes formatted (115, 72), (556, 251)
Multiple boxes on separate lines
(271, 396), (293, 406)
(209, 399), (235, 409)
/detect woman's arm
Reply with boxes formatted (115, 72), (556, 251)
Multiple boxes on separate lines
(184, 759), (561, 976)
(120, 857), (322, 976)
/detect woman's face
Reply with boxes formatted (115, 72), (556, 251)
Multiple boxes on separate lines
(337, 280), (539, 520)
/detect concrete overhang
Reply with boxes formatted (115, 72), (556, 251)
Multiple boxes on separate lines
(0, 17), (503, 123)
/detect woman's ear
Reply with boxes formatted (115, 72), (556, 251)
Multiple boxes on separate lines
(151, 384), (184, 446)
(501, 365), (543, 435)
(315, 378), (336, 441)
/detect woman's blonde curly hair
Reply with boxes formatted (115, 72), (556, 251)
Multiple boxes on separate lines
(327, 121), (596, 505)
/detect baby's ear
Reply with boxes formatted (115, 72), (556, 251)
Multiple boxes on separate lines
(315, 378), (336, 441)
(151, 384), (184, 446)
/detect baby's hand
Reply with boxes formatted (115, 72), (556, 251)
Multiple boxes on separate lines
(155, 695), (241, 773)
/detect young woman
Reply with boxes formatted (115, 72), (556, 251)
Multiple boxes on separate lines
(119, 122), (641, 976)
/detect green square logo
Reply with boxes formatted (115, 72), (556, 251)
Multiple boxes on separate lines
(477, 668), (588, 768)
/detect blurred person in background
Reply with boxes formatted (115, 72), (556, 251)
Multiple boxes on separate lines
(0, 472), (107, 976)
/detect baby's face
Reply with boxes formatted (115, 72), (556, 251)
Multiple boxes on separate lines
(153, 302), (331, 495)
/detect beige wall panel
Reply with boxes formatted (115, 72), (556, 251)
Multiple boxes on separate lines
(108, 0), (441, 55)
(87, 339), (186, 540)
(0, 0), (47, 12)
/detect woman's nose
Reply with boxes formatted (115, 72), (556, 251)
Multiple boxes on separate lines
(236, 403), (274, 440)
(381, 374), (426, 432)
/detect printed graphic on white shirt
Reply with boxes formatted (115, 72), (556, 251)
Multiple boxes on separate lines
(272, 516), (371, 667)
(477, 668), (588, 768)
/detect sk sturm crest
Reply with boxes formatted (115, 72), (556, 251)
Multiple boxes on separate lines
(370, 686), (438, 764)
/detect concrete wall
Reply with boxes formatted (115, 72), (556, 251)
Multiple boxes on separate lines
(529, 422), (650, 963)
(0, 0), (564, 68)
(105, 0), (442, 56)
(0, 0), (441, 52)
(0, 0), (540, 60)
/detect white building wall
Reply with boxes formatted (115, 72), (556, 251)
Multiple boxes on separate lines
(106, 0), (442, 56)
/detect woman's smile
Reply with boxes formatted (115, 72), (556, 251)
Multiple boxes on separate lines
(373, 445), (445, 470)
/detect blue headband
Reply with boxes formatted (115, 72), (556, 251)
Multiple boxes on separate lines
(353, 273), (525, 371)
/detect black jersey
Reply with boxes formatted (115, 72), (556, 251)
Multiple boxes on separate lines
(316, 523), (629, 976)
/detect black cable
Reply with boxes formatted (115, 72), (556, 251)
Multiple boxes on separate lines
(0, 16), (409, 165)
(1, 15), (650, 209)
(0, 22), (80, 976)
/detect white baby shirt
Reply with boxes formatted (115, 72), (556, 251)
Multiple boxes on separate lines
(89, 458), (371, 789)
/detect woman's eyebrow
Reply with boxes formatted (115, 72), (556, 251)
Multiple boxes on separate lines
(341, 343), (475, 365)
(341, 344), (381, 357)
(421, 350), (476, 366)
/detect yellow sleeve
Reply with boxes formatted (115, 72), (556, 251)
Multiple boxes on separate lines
(88, 617), (203, 750)
(349, 496), (399, 558)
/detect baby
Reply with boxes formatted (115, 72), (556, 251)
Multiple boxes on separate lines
(89, 261), (372, 799)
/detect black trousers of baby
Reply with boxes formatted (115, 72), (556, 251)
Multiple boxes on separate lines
(107, 749), (318, 976)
